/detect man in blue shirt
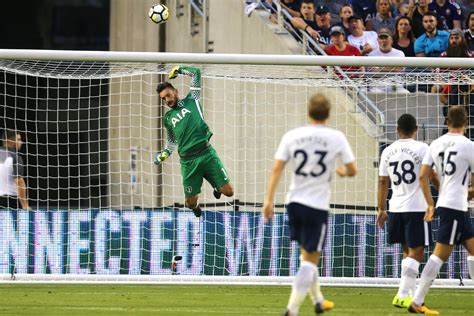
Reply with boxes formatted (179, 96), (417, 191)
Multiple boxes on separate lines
(415, 11), (449, 57)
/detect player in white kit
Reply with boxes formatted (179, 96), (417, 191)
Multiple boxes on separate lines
(377, 114), (439, 309)
(262, 94), (357, 315)
(409, 106), (474, 315)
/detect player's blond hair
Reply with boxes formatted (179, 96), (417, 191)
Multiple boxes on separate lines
(308, 94), (331, 121)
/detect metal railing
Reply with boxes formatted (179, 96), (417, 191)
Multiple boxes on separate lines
(270, 1), (385, 132)
(187, 0), (212, 52)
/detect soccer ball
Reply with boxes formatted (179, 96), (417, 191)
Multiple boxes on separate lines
(149, 4), (169, 24)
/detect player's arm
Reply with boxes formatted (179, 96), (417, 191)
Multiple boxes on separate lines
(154, 125), (177, 165)
(376, 176), (389, 229)
(262, 159), (286, 223)
(336, 135), (357, 177)
(335, 162), (357, 177)
(419, 164), (435, 221)
(15, 177), (29, 209)
(429, 169), (440, 191)
(169, 66), (201, 100)
(468, 174), (474, 200)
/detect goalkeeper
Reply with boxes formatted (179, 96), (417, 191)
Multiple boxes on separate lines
(154, 66), (234, 217)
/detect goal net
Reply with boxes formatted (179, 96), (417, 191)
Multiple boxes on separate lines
(0, 52), (472, 287)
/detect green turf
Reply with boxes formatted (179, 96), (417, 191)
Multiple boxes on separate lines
(0, 285), (472, 315)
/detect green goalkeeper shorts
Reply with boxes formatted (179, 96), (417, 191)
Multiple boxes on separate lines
(180, 146), (230, 198)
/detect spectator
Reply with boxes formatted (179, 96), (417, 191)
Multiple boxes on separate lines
(429, 0), (462, 30)
(348, 15), (379, 55)
(441, 29), (472, 59)
(325, 25), (362, 76)
(407, 0), (443, 38)
(313, 5), (333, 47)
(368, 28), (408, 93)
(414, 11), (449, 57)
(325, 26), (361, 57)
(333, 3), (354, 37)
(373, 0), (396, 33)
(368, 28), (405, 57)
(435, 29), (473, 116)
(395, 1), (409, 18)
(390, 0), (405, 16)
(393, 16), (416, 57)
(0, 129), (29, 211)
(465, 11), (474, 52)
(350, 0), (377, 30)
(312, 0), (340, 23)
(291, 0), (319, 39)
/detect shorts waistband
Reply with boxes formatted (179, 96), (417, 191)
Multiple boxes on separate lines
(180, 142), (211, 159)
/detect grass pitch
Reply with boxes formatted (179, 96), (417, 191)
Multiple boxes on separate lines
(0, 284), (472, 315)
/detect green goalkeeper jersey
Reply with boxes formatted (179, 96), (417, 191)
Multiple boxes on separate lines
(163, 66), (213, 157)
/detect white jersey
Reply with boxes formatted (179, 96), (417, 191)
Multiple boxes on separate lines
(368, 48), (405, 57)
(348, 31), (379, 53)
(275, 125), (355, 211)
(379, 139), (428, 213)
(422, 133), (474, 212)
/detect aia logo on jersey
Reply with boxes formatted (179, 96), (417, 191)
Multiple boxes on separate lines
(171, 108), (191, 128)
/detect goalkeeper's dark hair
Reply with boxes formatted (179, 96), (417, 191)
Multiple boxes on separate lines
(397, 113), (417, 135)
(308, 94), (330, 121)
(156, 82), (176, 94)
(447, 105), (467, 128)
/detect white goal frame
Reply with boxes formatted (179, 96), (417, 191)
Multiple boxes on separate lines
(0, 49), (473, 288)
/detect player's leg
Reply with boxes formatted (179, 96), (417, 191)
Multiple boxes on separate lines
(394, 245), (423, 308)
(410, 207), (458, 314)
(202, 147), (233, 199)
(184, 195), (202, 217)
(285, 203), (333, 315)
(463, 237), (474, 280)
(409, 242), (450, 314)
(395, 212), (430, 308)
(285, 248), (320, 316)
(460, 208), (474, 280)
(218, 182), (234, 197)
(387, 213), (415, 307)
(181, 158), (205, 217)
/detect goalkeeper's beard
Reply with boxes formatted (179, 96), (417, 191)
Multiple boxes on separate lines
(167, 98), (178, 108)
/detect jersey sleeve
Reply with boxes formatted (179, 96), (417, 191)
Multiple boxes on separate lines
(338, 133), (355, 164)
(163, 117), (177, 155)
(275, 133), (291, 162)
(378, 148), (388, 177)
(178, 66), (201, 100)
(422, 145), (434, 166)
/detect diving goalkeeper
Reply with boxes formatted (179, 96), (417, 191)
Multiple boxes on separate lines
(154, 66), (234, 217)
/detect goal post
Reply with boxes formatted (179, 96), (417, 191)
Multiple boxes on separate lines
(0, 50), (472, 287)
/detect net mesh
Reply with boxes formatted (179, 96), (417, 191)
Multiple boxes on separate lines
(0, 60), (473, 283)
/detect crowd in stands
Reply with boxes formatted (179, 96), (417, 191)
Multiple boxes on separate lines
(245, 0), (474, 133)
(261, 0), (473, 59)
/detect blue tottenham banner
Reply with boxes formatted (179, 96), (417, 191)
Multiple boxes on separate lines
(0, 209), (471, 278)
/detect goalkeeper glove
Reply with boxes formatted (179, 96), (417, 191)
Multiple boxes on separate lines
(169, 66), (180, 79)
(153, 150), (170, 165)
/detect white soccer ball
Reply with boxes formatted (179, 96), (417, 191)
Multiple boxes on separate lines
(149, 4), (170, 24)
